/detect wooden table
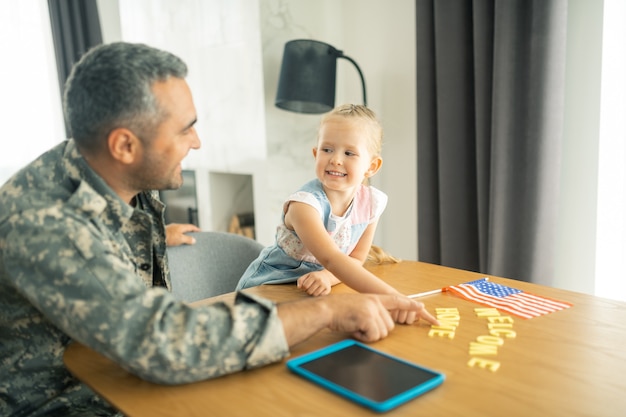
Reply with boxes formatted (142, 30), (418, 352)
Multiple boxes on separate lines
(64, 261), (626, 417)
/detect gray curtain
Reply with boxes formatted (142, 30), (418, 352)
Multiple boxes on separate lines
(416, 0), (568, 283)
(48, 0), (102, 136)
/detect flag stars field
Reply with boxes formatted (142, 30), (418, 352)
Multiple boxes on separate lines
(446, 278), (572, 319)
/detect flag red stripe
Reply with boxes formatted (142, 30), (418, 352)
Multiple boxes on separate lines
(446, 283), (571, 319)
(447, 285), (537, 319)
(505, 293), (564, 314)
(511, 292), (572, 309)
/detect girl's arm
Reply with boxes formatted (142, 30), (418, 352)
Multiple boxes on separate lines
(286, 202), (399, 295)
(348, 220), (379, 264)
(297, 221), (378, 295)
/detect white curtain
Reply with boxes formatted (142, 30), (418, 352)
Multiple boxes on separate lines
(0, 0), (65, 185)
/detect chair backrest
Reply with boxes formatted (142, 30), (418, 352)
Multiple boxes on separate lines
(166, 231), (264, 302)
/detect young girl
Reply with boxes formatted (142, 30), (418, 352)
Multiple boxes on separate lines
(236, 104), (409, 313)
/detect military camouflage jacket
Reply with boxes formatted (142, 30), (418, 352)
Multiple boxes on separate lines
(0, 140), (289, 416)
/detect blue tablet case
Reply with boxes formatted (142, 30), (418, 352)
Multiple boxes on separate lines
(286, 339), (445, 413)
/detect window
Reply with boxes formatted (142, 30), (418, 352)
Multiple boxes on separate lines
(595, 0), (626, 301)
(0, 1), (65, 185)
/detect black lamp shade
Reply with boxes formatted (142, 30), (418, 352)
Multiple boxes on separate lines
(275, 39), (340, 114)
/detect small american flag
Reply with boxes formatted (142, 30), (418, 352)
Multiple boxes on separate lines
(446, 278), (572, 319)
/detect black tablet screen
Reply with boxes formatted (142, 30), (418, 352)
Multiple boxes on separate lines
(299, 344), (440, 402)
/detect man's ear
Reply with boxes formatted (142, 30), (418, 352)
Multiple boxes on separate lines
(107, 128), (141, 164)
(365, 156), (383, 178)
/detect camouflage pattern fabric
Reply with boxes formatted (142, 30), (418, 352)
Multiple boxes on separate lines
(0, 140), (289, 416)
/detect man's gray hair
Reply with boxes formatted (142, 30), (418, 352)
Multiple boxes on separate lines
(63, 42), (188, 152)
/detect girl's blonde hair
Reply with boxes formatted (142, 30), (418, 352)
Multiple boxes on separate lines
(318, 104), (383, 157)
(366, 245), (401, 265)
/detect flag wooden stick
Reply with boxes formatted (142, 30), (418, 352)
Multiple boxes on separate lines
(407, 278), (489, 299)
(407, 288), (443, 299)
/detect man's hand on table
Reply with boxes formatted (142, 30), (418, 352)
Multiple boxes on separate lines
(278, 293), (439, 346)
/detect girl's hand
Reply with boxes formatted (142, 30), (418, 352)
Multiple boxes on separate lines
(165, 223), (201, 247)
(297, 269), (340, 296)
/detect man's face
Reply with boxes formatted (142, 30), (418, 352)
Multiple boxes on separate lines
(130, 77), (200, 191)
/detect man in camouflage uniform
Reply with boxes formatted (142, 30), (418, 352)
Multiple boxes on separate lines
(0, 42), (436, 416)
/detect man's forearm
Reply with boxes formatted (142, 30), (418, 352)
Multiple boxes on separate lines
(277, 298), (331, 347)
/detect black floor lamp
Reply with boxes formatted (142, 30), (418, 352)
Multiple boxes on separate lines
(275, 39), (367, 114)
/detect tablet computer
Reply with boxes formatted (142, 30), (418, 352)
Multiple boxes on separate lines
(286, 339), (444, 413)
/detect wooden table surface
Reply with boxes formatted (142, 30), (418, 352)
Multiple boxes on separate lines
(64, 261), (626, 417)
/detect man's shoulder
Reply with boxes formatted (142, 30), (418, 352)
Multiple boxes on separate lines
(0, 141), (109, 226)
(0, 142), (71, 209)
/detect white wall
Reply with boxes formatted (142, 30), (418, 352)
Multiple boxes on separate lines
(343, 0), (419, 261)
(96, 0), (121, 42)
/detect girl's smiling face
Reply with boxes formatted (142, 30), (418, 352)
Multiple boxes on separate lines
(313, 116), (382, 194)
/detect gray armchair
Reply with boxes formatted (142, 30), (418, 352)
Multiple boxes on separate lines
(166, 231), (264, 302)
